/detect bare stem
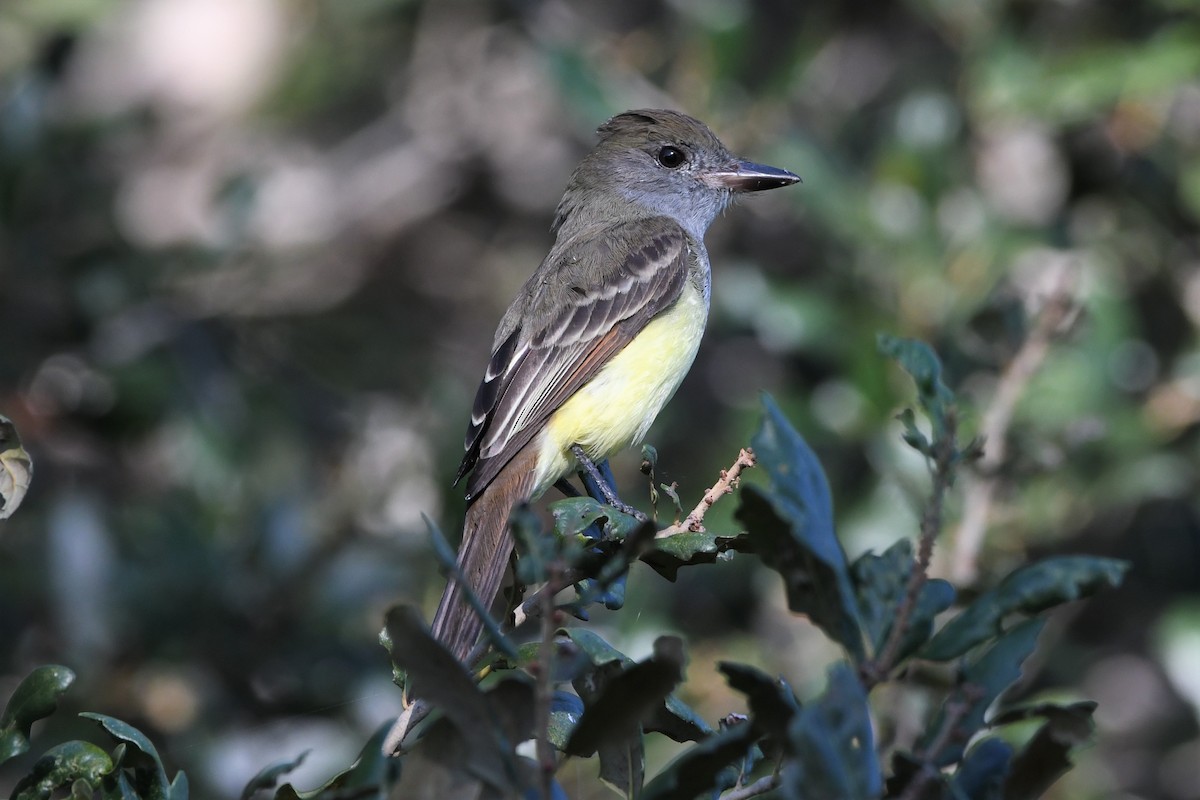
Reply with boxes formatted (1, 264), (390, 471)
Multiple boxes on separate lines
(897, 684), (984, 800)
(657, 448), (757, 538)
(951, 277), (1079, 585)
(863, 413), (958, 689)
(721, 774), (780, 800)
(534, 563), (562, 799)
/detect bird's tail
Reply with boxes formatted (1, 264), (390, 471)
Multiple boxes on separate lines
(430, 441), (540, 665)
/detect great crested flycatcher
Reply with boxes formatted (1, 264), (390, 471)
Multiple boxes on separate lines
(432, 108), (800, 663)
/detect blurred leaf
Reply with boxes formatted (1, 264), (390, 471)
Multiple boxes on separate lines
(645, 694), (712, 744)
(11, 741), (113, 800)
(563, 630), (711, 746)
(596, 736), (644, 800)
(274, 720), (398, 799)
(921, 557), (1128, 661)
(1, 665), (75, 764)
(240, 752), (308, 800)
(976, 28), (1200, 123)
(950, 738), (1014, 800)
(380, 605), (531, 793)
(0, 414), (32, 520)
(993, 702), (1096, 800)
(921, 619), (1046, 768)
(170, 771), (189, 800)
(641, 719), (760, 800)
(641, 529), (753, 581)
(566, 636), (686, 759)
(718, 662), (801, 742)
(877, 334), (955, 443)
(779, 664), (881, 800)
(737, 395), (864, 661)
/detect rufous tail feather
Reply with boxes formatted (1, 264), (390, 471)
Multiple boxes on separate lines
(430, 441), (540, 664)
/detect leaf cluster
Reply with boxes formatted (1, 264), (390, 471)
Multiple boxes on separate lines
(1, 339), (1128, 799)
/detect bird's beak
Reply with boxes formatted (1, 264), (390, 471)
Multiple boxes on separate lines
(705, 160), (802, 193)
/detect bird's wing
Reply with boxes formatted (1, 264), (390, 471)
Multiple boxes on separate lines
(457, 217), (691, 500)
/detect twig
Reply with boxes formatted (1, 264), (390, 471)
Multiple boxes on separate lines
(510, 568), (582, 628)
(950, 283), (1079, 585)
(534, 563), (563, 799)
(656, 448), (757, 538)
(862, 414), (958, 689)
(720, 774), (780, 800)
(897, 684), (984, 800)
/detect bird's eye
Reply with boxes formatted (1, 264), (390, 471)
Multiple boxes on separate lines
(657, 146), (686, 169)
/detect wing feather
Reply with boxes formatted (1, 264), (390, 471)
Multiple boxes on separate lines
(458, 218), (691, 500)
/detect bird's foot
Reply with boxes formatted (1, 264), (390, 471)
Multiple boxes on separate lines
(570, 444), (648, 522)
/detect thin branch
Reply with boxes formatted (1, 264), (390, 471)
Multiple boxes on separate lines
(897, 684), (985, 800)
(863, 413), (958, 689)
(534, 563), (563, 799)
(950, 279), (1079, 585)
(721, 774), (780, 800)
(657, 448), (757, 538)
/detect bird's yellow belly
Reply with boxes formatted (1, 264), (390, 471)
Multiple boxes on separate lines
(532, 285), (708, 496)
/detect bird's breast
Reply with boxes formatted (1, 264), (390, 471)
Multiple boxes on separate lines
(532, 282), (709, 495)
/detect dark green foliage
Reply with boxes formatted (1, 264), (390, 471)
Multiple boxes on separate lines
(854, 540), (957, 661)
(1, 671), (188, 800)
(0, 666), (75, 764)
(780, 665), (881, 800)
(737, 395), (866, 662)
(640, 719), (759, 800)
(921, 558), (1130, 661)
(2, 348), (1126, 799)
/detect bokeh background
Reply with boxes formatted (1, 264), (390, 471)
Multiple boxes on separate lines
(2, 0), (1199, 797)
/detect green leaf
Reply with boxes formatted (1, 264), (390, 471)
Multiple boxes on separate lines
(921, 619), (1046, 768)
(12, 741), (113, 800)
(641, 529), (753, 581)
(641, 719), (760, 800)
(551, 497), (610, 538)
(566, 636), (686, 759)
(169, 771), (189, 800)
(736, 395), (864, 661)
(877, 334), (955, 441)
(950, 738), (1013, 800)
(563, 630), (708, 744)
(548, 692), (584, 750)
(596, 736), (644, 800)
(718, 662), (801, 742)
(240, 752), (308, 800)
(645, 694), (712, 744)
(921, 557), (1128, 661)
(81, 713), (173, 800)
(380, 605), (531, 793)
(780, 664), (881, 800)
(855, 541), (958, 662)
(1, 665), (75, 764)
(992, 701), (1096, 800)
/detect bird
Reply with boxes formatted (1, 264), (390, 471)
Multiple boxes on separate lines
(431, 108), (800, 665)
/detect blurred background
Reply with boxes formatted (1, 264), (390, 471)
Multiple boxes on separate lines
(1, 0), (1199, 797)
